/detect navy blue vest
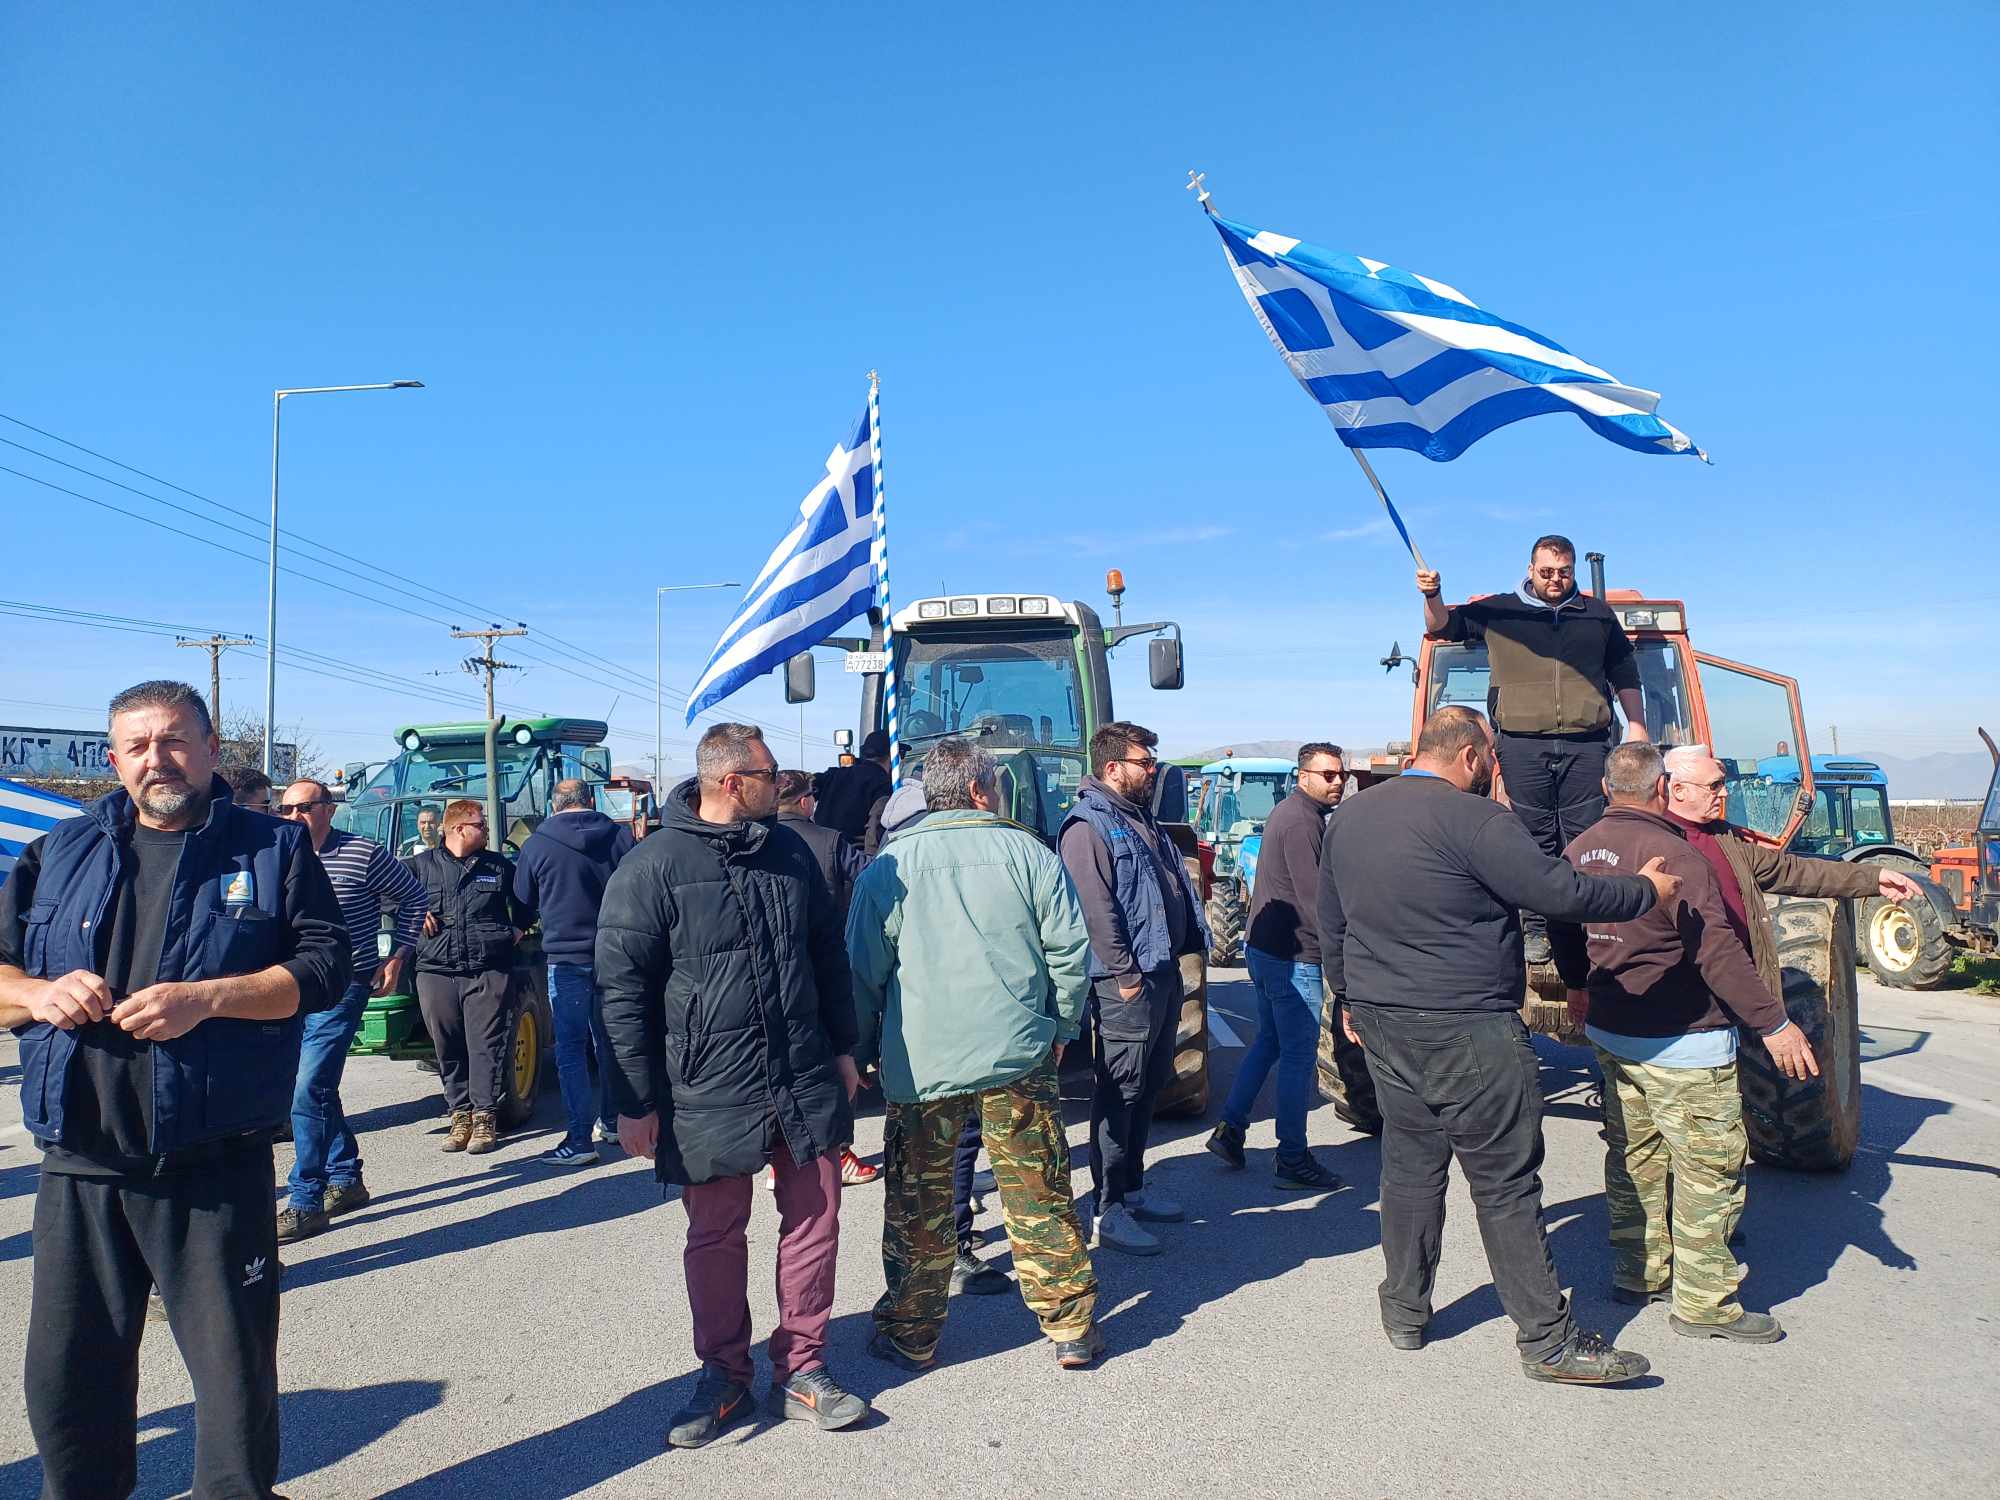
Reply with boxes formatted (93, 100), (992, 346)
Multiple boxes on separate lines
(15, 779), (306, 1154)
(1060, 783), (1210, 979)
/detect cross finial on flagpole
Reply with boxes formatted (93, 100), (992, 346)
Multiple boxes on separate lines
(1185, 169), (1212, 213)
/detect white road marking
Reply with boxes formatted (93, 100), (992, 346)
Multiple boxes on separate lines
(1208, 1010), (1244, 1049)
(1863, 1065), (2000, 1121)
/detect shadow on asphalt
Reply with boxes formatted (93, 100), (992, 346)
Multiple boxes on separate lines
(0, 1379), (446, 1497)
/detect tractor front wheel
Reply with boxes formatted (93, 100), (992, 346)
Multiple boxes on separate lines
(1861, 885), (1954, 991)
(1739, 896), (1861, 1172)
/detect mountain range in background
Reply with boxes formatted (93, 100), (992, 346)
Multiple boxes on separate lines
(1173, 741), (1994, 801)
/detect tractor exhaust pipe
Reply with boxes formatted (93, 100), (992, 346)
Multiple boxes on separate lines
(1587, 551), (1607, 599)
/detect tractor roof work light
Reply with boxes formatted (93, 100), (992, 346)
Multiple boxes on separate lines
(1018, 597), (1051, 616)
(512, 724), (535, 745)
(918, 600), (948, 620)
(401, 730), (424, 751)
(949, 597), (979, 617)
(987, 596), (1018, 615)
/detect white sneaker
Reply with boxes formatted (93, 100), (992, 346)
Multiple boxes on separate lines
(1093, 1203), (1161, 1256)
(1128, 1188), (1184, 1223)
(762, 1167), (776, 1192)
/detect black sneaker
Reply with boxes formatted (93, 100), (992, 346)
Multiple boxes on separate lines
(771, 1366), (869, 1430)
(1386, 1326), (1426, 1351)
(665, 1363), (754, 1449)
(1612, 1285), (1672, 1307)
(1670, 1310), (1784, 1343)
(1205, 1120), (1246, 1170)
(867, 1330), (936, 1372)
(324, 1181), (372, 1217)
(1054, 1324), (1105, 1369)
(275, 1206), (329, 1244)
(540, 1141), (597, 1168)
(1274, 1151), (1345, 1192)
(950, 1247), (1011, 1296)
(1522, 1329), (1651, 1386)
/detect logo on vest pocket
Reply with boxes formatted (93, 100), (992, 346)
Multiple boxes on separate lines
(220, 870), (256, 907)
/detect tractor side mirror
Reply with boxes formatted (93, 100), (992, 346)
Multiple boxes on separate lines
(1149, 635), (1184, 691)
(1153, 763), (1189, 823)
(783, 651), (816, 704)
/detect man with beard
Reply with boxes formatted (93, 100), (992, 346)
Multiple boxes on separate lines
(1419, 535), (1649, 963)
(1320, 706), (1678, 1385)
(0, 679), (348, 1499)
(1058, 721), (1208, 1257)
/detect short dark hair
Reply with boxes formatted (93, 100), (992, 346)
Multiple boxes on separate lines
(776, 769), (815, 804)
(1297, 742), (1344, 768)
(1529, 534), (1576, 563)
(1414, 705), (1490, 762)
(695, 723), (767, 784)
(1090, 720), (1157, 775)
(222, 764), (272, 799)
(107, 679), (212, 738)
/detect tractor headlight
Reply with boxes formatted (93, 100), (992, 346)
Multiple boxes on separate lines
(986, 596), (1017, 615)
(513, 724), (534, 745)
(401, 730), (424, 751)
(1622, 608), (1658, 628)
(918, 600), (948, 620)
(1018, 597), (1051, 616)
(949, 597), (979, 617)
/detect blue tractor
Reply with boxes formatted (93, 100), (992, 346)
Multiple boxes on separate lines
(1187, 756), (1294, 964)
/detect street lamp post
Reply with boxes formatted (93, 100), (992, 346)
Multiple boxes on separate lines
(656, 582), (740, 781)
(265, 380), (424, 773)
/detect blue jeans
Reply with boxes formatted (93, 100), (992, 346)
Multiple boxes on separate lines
(549, 961), (614, 1150)
(289, 977), (371, 1211)
(1223, 947), (1323, 1158)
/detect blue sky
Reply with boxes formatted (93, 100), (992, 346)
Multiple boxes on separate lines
(4, 3), (1995, 778)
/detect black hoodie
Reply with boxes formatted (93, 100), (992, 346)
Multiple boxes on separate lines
(512, 809), (636, 964)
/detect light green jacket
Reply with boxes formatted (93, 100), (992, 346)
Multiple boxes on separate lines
(846, 810), (1091, 1105)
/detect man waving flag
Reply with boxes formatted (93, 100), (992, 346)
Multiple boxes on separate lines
(686, 403), (879, 724)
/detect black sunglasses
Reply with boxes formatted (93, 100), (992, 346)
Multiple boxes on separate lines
(277, 798), (330, 814)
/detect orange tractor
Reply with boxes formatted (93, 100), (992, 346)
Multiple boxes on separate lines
(1323, 554), (1868, 1171)
(1918, 729), (2000, 961)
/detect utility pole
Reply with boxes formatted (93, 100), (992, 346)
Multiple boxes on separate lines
(176, 634), (256, 726)
(1830, 724), (1840, 753)
(450, 625), (527, 720)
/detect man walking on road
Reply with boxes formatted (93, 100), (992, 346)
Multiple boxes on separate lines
(1321, 705), (1677, 1384)
(406, 798), (524, 1156)
(513, 778), (634, 1167)
(596, 723), (869, 1448)
(1419, 534), (1648, 962)
(1059, 720), (1209, 1256)
(275, 777), (424, 1241)
(1208, 742), (1346, 1190)
(1552, 744), (1818, 1343)
(0, 680), (348, 1500)
(848, 738), (1103, 1371)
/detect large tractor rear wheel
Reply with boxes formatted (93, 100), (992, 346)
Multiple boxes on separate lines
(1206, 881), (1245, 966)
(496, 965), (552, 1130)
(1156, 953), (1210, 1117)
(1740, 896), (1861, 1172)
(1316, 980), (1381, 1134)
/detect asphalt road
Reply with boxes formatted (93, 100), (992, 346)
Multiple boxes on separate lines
(0, 970), (1995, 1499)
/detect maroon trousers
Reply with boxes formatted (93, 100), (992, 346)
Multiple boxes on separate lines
(681, 1141), (842, 1383)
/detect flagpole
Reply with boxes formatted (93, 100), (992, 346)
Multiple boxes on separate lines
(868, 370), (901, 790)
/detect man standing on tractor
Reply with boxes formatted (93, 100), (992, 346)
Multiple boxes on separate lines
(406, 798), (526, 1156)
(1060, 721), (1209, 1257)
(1207, 741), (1346, 1191)
(1553, 744), (1820, 1343)
(512, 778), (634, 1168)
(1419, 534), (1648, 963)
(275, 777), (425, 1241)
(596, 723), (869, 1449)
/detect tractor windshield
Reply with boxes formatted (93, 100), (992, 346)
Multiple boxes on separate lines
(334, 742), (549, 852)
(1794, 785), (1892, 858)
(1427, 640), (1694, 746)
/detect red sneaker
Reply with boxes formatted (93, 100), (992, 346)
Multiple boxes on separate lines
(840, 1148), (880, 1186)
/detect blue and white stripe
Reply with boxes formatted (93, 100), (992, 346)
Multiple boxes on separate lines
(317, 827), (425, 971)
(1209, 213), (1705, 463)
(868, 375), (901, 788)
(685, 403), (879, 725)
(0, 777), (82, 882)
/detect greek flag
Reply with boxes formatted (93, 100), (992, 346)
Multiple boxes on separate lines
(1210, 213), (1704, 463)
(685, 404), (878, 724)
(1, 776), (81, 881)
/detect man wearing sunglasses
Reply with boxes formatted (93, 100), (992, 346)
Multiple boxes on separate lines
(274, 779), (425, 1241)
(1419, 534), (1649, 964)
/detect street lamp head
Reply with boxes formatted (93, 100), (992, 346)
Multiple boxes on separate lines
(392, 380), (425, 389)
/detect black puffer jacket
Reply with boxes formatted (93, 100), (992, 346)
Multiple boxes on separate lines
(595, 779), (857, 1186)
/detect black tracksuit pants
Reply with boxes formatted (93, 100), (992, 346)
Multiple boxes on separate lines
(26, 1145), (282, 1499)
(416, 969), (511, 1113)
(1494, 729), (1611, 938)
(1348, 1004), (1572, 1363)
(1089, 967), (1180, 1209)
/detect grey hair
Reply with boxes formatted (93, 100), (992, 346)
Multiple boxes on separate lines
(1605, 742), (1667, 799)
(551, 778), (591, 812)
(1663, 744), (1712, 780)
(695, 722), (767, 785)
(108, 679), (213, 738)
(921, 737), (998, 811)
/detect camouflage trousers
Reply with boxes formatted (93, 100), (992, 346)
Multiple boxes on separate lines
(1593, 1046), (1748, 1324)
(875, 1060), (1097, 1357)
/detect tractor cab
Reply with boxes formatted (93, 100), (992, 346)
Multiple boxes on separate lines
(1763, 757), (1896, 859)
(1186, 755), (1293, 963)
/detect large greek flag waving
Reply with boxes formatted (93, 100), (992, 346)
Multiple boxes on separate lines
(685, 405), (878, 724)
(1210, 213), (1704, 463)
(1, 776), (81, 881)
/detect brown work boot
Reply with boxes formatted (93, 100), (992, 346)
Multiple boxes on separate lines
(465, 1111), (500, 1155)
(441, 1110), (474, 1152)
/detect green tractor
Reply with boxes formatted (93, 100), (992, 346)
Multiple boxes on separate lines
(331, 717), (615, 1128)
(1185, 756), (1295, 965)
(787, 574), (1214, 1112)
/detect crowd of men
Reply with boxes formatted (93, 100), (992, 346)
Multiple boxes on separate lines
(0, 532), (1931, 1494)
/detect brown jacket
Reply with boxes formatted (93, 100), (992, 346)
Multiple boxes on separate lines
(1698, 820), (1879, 999)
(1553, 807), (1785, 1035)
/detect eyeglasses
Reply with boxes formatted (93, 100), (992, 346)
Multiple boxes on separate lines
(276, 798), (329, 815)
(1678, 776), (1728, 793)
(731, 767), (779, 781)
(1111, 757), (1159, 770)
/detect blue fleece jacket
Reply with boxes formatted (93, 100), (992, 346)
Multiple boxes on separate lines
(512, 809), (635, 965)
